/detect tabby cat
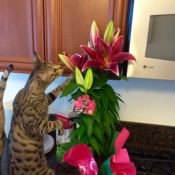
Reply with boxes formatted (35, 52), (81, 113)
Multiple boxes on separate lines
(0, 64), (13, 174)
(9, 53), (71, 175)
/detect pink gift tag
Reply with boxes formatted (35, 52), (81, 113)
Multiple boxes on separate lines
(74, 95), (96, 115)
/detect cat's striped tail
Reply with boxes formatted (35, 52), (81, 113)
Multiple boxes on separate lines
(0, 64), (13, 168)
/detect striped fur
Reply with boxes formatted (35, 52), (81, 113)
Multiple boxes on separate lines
(0, 64), (13, 173)
(9, 53), (71, 175)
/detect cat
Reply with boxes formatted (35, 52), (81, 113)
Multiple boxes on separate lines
(0, 64), (13, 171)
(8, 53), (72, 175)
(0, 64), (13, 170)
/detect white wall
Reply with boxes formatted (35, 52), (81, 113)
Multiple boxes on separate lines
(1, 72), (175, 136)
(109, 78), (175, 126)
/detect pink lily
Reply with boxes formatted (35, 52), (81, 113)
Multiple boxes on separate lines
(80, 20), (135, 75)
(81, 37), (135, 75)
(58, 53), (87, 71)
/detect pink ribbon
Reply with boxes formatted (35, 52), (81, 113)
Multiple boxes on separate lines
(110, 128), (136, 175)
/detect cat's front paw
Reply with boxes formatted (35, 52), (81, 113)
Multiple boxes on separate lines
(59, 127), (64, 136)
(57, 120), (64, 136)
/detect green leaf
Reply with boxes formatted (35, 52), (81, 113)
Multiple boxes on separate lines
(108, 131), (119, 156)
(100, 89), (109, 112)
(77, 126), (86, 139)
(116, 93), (124, 103)
(89, 136), (100, 156)
(81, 114), (94, 137)
(71, 89), (84, 100)
(56, 145), (65, 161)
(108, 103), (119, 119)
(104, 84), (117, 104)
(56, 142), (77, 161)
(93, 72), (108, 88)
(107, 111), (118, 128)
(68, 127), (80, 140)
(103, 115), (112, 140)
(89, 92), (101, 109)
(75, 67), (84, 86)
(76, 118), (85, 126)
(84, 68), (93, 90)
(78, 132), (89, 144)
(104, 20), (114, 44)
(60, 80), (78, 97)
(93, 122), (104, 143)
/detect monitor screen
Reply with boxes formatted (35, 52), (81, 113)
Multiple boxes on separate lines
(145, 14), (175, 61)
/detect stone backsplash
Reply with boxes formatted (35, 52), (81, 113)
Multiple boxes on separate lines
(118, 121), (175, 152)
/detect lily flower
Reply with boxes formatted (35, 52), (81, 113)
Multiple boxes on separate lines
(81, 21), (136, 75)
(58, 53), (87, 71)
(81, 37), (135, 75)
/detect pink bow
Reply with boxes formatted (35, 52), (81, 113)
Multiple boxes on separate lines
(110, 128), (136, 175)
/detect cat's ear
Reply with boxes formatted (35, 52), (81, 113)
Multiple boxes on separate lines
(33, 52), (41, 66)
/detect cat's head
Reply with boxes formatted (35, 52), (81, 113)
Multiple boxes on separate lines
(31, 52), (63, 86)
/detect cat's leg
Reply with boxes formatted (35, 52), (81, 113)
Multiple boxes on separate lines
(25, 119), (64, 135)
(46, 75), (72, 105)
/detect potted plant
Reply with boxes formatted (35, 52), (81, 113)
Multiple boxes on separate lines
(57, 20), (135, 166)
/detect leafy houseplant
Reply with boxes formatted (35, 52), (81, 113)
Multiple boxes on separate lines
(57, 20), (135, 164)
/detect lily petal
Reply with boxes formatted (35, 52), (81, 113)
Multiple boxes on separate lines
(112, 28), (120, 46)
(82, 59), (104, 71)
(71, 54), (86, 70)
(112, 36), (124, 54)
(112, 52), (136, 64)
(90, 20), (100, 48)
(80, 45), (96, 59)
(58, 54), (76, 71)
(109, 63), (120, 75)
(96, 37), (112, 64)
(104, 20), (115, 45)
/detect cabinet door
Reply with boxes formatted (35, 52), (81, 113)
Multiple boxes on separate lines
(44, 0), (110, 65)
(44, 0), (129, 73)
(0, 0), (44, 72)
